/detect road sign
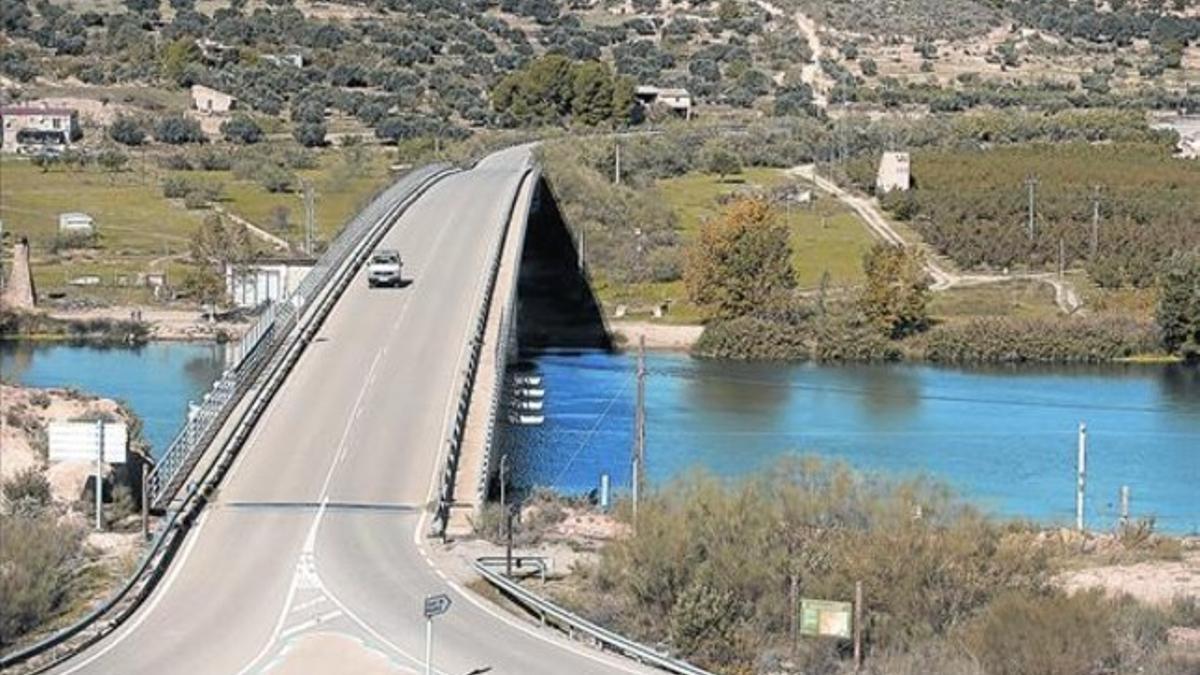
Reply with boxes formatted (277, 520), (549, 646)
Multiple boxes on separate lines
(48, 421), (127, 463)
(800, 598), (852, 639)
(423, 593), (451, 619)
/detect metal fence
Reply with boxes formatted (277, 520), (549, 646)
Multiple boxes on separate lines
(473, 560), (713, 675)
(430, 159), (535, 537)
(147, 163), (451, 509)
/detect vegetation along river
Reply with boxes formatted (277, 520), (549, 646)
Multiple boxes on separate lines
(1, 341), (224, 459)
(499, 350), (1200, 534)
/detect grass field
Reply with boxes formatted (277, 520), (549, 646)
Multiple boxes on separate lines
(0, 148), (396, 303)
(656, 168), (875, 289)
(929, 279), (1062, 321)
(170, 151), (393, 243)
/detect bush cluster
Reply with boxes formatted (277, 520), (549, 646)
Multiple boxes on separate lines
(921, 316), (1158, 364)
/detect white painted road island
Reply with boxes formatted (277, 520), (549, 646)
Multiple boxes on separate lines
(52, 147), (656, 675)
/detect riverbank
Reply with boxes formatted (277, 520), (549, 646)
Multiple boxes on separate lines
(1, 306), (249, 343)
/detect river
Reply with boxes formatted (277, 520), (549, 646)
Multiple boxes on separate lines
(3, 341), (1196, 532)
(0, 341), (224, 458)
(499, 350), (1200, 534)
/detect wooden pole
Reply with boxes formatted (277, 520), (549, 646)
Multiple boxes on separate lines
(854, 580), (864, 671)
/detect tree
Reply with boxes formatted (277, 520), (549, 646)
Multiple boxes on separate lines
(220, 114), (263, 144)
(109, 116), (146, 146)
(293, 122), (327, 147)
(701, 140), (742, 181)
(570, 61), (615, 127)
(154, 114), (205, 144)
(1156, 250), (1200, 361)
(858, 243), (930, 339)
(180, 267), (225, 319)
(160, 37), (199, 86)
(684, 198), (796, 320)
(190, 214), (253, 266)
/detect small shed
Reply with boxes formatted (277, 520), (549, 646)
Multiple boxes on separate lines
(225, 258), (315, 309)
(191, 84), (236, 115)
(58, 212), (95, 234)
(876, 152), (911, 193)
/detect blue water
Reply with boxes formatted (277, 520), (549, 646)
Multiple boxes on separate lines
(0, 341), (224, 458)
(500, 350), (1200, 533)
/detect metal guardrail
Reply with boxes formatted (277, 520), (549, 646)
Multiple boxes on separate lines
(0, 164), (456, 674)
(473, 560), (714, 675)
(430, 158), (536, 537)
(146, 164), (452, 510)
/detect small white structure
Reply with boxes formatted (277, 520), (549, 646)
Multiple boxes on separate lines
(876, 152), (911, 193)
(635, 86), (694, 119)
(58, 212), (95, 235)
(263, 52), (304, 68)
(48, 421), (128, 464)
(225, 259), (315, 309)
(191, 84), (236, 115)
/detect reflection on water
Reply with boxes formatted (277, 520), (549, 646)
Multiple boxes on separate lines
(0, 341), (224, 458)
(499, 350), (1200, 533)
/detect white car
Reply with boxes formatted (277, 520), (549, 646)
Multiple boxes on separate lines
(367, 249), (403, 288)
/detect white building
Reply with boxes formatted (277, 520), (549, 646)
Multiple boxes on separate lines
(0, 105), (80, 154)
(876, 152), (911, 193)
(191, 84), (237, 115)
(225, 259), (314, 309)
(634, 86), (694, 119)
(58, 212), (95, 235)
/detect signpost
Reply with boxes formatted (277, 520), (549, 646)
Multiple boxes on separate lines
(423, 593), (451, 675)
(800, 587), (865, 670)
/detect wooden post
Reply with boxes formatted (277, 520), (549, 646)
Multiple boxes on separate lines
(141, 463), (149, 541)
(789, 573), (799, 655)
(853, 581), (863, 671)
(1120, 485), (1130, 527)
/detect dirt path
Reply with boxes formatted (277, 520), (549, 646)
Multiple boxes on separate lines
(211, 205), (290, 251)
(754, 0), (831, 108)
(46, 306), (249, 340)
(789, 165), (1084, 314)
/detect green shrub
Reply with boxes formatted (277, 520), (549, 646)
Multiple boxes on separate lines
(964, 590), (1118, 675)
(921, 316), (1158, 363)
(2, 468), (52, 513)
(0, 512), (85, 647)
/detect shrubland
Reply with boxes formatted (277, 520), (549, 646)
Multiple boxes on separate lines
(556, 458), (1199, 674)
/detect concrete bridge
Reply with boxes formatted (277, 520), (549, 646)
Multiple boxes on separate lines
(42, 146), (651, 675)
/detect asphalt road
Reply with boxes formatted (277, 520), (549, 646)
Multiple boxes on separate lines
(54, 147), (655, 675)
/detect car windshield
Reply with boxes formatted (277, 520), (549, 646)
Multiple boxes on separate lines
(372, 253), (398, 264)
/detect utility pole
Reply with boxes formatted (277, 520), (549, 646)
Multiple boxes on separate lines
(505, 504), (516, 577)
(1024, 174), (1039, 241)
(498, 453), (508, 541)
(95, 420), (104, 531)
(1090, 185), (1101, 258)
(303, 180), (315, 256)
(614, 138), (622, 185)
(1076, 421), (1087, 532)
(631, 334), (646, 530)
(1058, 237), (1065, 280)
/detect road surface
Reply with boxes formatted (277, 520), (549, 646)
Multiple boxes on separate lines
(54, 146), (655, 675)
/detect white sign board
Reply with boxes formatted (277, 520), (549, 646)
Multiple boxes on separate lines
(48, 421), (128, 464)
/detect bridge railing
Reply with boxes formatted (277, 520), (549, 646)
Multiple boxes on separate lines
(146, 164), (452, 510)
(473, 560), (713, 675)
(430, 157), (535, 537)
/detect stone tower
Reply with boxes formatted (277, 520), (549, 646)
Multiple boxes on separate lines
(1, 237), (37, 310)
